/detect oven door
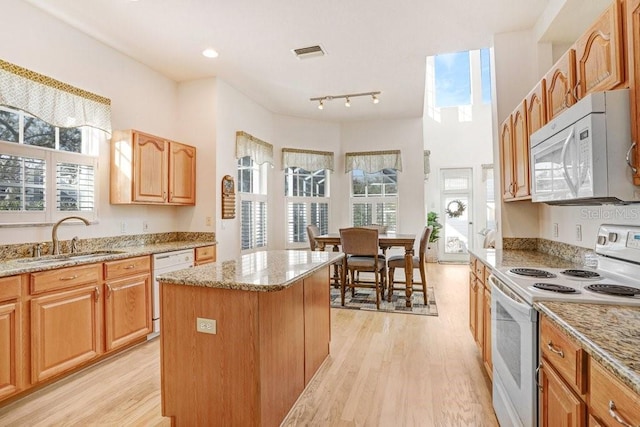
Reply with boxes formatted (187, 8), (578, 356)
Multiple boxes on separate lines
(490, 275), (538, 427)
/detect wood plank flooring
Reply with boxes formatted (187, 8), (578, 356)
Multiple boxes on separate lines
(0, 263), (497, 426)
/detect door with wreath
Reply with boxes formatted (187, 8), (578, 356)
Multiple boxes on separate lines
(439, 168), (473, 263)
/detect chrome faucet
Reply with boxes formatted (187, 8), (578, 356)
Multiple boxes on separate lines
(51, 216), (90, 255)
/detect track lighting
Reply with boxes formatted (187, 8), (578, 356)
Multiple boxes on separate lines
(310, 91), (381, 110)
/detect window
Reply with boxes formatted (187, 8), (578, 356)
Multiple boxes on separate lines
(284, 167), (330, 248)
(350, 168), (398, 232)
(434, 51), (471, 108)
(238, 156), (267, 251)
(480, 48), (492, 104)
(0, 106), (99, 224)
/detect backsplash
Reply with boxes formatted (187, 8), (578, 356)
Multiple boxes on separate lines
(0, 232), (216, 260)
(503, 237), (594, 266)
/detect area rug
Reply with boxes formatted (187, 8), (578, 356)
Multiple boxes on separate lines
(330, 286), (438, 316)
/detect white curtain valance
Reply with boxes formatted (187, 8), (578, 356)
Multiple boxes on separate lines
(345, 150), (402, 173)
(281, 148), (334, 172)
(0, 59), (112, 134)
(235, 131), (274, 166)
(424, 150), (431, 175)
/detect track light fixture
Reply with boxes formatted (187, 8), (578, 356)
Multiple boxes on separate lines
(310, 91), (381, 109)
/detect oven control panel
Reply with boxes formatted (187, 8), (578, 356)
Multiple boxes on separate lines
(596, 224), (640, 262)
(627, 231), (640, 249)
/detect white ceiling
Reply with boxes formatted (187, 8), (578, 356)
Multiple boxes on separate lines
(25, 0), (611, 123)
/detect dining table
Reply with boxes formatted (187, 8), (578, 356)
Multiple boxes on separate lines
(314, 233), (417, 307)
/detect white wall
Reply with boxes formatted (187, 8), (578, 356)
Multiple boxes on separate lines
(340, 118), (425, 235)
(0, 1), (182, 245)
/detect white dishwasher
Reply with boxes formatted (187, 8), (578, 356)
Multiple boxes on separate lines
(150, 249), (194, 338)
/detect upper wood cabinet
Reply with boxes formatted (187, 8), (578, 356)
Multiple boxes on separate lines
(627, 0), (640, 185)
(545, 49), (577, 121)
(575, 0), (625, 100)
(111, 130), (196, 205)
(526, 79), (547, 136)
(501, 101), (531, 201)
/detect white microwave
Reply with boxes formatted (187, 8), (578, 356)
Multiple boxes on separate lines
(529, 89), (639, 205)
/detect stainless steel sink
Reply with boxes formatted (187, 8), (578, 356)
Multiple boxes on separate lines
(17, 250), (125, 265)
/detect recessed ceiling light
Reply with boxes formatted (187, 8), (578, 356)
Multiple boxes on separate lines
(202, 48), (219, 58)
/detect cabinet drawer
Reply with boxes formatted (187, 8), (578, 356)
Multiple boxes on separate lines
(104, 256), (150, 280)
(195, 246), (215, 263)
(589, 359), (640, 426)
(31, 264), (101, 295)
(0, 275), (21, 301)
(540, 316), (588, 395)
(476, 262), (486, 285)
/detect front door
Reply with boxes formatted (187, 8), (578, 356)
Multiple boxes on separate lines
(440, 168), (473, 263)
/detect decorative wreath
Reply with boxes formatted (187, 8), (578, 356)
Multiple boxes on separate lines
(445, 199), (466, 218)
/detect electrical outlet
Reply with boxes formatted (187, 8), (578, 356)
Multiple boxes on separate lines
(120, 221), (127, 234)
(143, 221), (149, 232)
(576, 224), (582, 242)
(196, 317), (216, 335)
(553, 223), (559, 238)
(205, 216), (212, 227)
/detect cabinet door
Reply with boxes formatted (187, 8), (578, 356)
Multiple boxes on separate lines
(0, 301), (21, 400)
(512, 102), (531, 199)
(303, 267), (330, 385)
(540, 362), (586, 427)
(31, 285), (101, 383)
(133, 132), (168, 203)
(575, 0), (624, 99)
(527, 80), (547, 136)
(168, 141), (196, 205)
(546, 49), (577, 121)
(475, 283), (484, 347)
(628, 0), (640, 185)
(482, 288), (492, 379)
(469, 271), (477, 338)
(104, 274), (151, 352)
(500, 116), (515, 200)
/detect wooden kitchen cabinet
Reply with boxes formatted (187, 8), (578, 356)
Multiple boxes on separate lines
(482, 286), (492, 380)
(30, 281), (102, 383)
(589, 358), (640, 427)
(575, 0), (625, 100)
(526, 80), (547, 136)
(540, 360), (587, 427)
(469, 255), (492, 379)
(545, 49), (577, 121)
(627, 0), (640, 185)
(0, 275), (22, 400)
(501, 101), (531, 201)
(103, 256), (151, 352)
(110, 130), (196, 205)
(469, 270), (478, 340)
(194, 245), (216, 266)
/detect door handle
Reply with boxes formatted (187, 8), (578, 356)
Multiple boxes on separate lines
(560, 128), (578, 197)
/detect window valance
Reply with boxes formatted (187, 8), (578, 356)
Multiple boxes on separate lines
(344, 150), (402, 173)
(235, 131), (274, 166)
(281, 148), (334, 172)
(424, 150), (431, 175)
(0, 59), (112, 134)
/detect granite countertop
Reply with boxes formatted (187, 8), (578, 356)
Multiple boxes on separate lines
(536, 301), (640, 396)
(469, 248), (578, 271)
(157, 250), (344, 292)
(0, 240), (216, 278)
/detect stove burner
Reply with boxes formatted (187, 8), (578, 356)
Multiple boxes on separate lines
(560, 269), (601, 279)
(509, 268), (556, 278)
(585, 284), (640, 297)
(533, 283), (578, 293)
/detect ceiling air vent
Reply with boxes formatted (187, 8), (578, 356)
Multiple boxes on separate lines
(292, 45), (326, 59)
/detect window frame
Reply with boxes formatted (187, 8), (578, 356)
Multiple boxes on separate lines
(349, 168), (399, 232)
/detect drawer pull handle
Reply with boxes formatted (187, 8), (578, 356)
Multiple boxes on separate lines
(60, 275), (78, 281)
(124, 265), (135, 269)
(106, 284), (112, 299)
(95, 286), (100, 302)
(546, 341), (564, 358)
(609, 400), (635, 427)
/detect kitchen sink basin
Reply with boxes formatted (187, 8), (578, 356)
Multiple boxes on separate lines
(17, 250), (126, 265)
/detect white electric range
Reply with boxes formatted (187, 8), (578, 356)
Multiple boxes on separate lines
(490, 224), (640, 427)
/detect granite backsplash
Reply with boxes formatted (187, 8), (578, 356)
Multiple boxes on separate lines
(503, 237), (594, 265)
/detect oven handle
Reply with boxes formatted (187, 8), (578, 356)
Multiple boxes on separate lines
(560, 127), (578, 197)
(489, 275), (534, 318)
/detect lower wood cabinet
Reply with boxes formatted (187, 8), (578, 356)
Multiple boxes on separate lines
(194, 245), (216, 266)
(540, 360), (586, 427)
(469, 255), (492, 380)
(30, 284), (101, 383)
(0, 275), (22, 400)
(104, 274), (151, 352)
(589, 358), (640, 427)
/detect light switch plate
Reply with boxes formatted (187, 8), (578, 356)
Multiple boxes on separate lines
(576, 224), (582, 242)
(196, 317), (216, 335)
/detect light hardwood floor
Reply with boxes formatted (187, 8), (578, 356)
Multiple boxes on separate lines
(0, 263), (497, 426)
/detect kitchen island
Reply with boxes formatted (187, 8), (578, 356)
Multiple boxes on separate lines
(157, 250), (343, 427)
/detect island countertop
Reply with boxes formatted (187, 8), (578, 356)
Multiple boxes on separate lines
(157, 249), (344, 292)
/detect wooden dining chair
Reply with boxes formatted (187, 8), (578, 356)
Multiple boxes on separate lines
(386, 226), (432, 303)
(339, 227), (386, 309)
(306, 224), (321, 251)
